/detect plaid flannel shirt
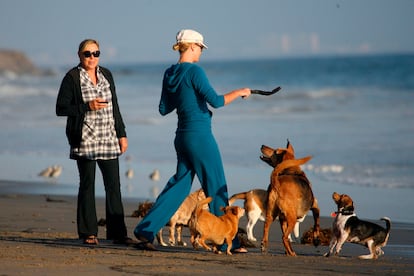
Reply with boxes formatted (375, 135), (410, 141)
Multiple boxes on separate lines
(70, 66), (121, 160)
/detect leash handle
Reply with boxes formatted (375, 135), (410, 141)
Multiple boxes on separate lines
(251, 86), (281, 96)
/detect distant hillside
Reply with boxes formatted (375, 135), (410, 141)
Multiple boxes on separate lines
(0, 49), (43, 75)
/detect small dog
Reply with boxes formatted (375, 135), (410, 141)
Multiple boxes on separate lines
(189, 197), (245, 255)
(229, 189), (304, 242)
(132, 189), (206, 246)
(260, 140), (320, 256)
(325, 192), (391, 259)
(301, 227), (332, 246)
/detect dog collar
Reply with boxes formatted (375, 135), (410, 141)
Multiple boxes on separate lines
(336, 209), (354, 216)
(279, 171), (306, 177)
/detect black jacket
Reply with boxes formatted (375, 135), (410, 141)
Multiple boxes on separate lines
(56, 66), (126, 147)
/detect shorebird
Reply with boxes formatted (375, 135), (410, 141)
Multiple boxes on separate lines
(124, 155), (133, 162)
(150, 185), (160, 199)
(125, 168), (134, 179)
(38, 166), (54, 177)
(38, 165), (62, 178)
(50, 165), (63, 178)
(149, 169), (160, 182)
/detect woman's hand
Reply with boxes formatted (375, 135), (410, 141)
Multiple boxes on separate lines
(89, 97), (108, 111)
(224, 88), (251, 105)
(239, 88), (251, 99)
(119, 137), (128, 154)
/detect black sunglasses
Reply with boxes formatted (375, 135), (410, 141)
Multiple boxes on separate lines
(196, 44), (204, 51)
(82, 50), (101, 58)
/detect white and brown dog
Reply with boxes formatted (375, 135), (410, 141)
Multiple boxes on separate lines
(229, 189), (304, 242)
(325, 192), (391, 259)
(189, 197), (245, 255)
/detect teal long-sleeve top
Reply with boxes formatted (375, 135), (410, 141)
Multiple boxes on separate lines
(159, 62), (225, 132)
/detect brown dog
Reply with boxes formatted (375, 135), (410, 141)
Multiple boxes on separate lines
(229, 189), (304, 242)
(301, 227), (332, 246)
(189, 197), (245, 255)
(132, 189), (206, 246)
(325, 192), (391, 259)
(260, 140), (320, 256)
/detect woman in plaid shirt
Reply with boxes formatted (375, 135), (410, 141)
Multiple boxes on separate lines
(56, 39), (136, 246)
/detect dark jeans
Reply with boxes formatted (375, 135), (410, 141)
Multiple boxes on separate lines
(76, 158), (127, 240)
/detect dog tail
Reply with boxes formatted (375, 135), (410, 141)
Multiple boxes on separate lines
(195, 197), (212, 212)
(381, 217), (391, 245)
(380, 217), (391, 248)
(228, 192), (247, 206)
(274, 155), (312, 176)
(190, 197), (213, 230)
(381, 217), (391, 232)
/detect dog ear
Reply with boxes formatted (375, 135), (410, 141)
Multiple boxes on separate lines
(231, 207), (239, 216)
(197, 189), (205, 200)
(286, 142), (295, 156)
(332, 192), (340, 202)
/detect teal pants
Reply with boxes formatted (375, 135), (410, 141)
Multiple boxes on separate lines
(134, 131), (240, 250)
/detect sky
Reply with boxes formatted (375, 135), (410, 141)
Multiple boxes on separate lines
(1, 0), (413, 67)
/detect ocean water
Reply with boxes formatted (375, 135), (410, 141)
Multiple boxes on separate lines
(1, 54), (413, 223)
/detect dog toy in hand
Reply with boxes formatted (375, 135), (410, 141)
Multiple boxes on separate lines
(251, 86), (281, 96)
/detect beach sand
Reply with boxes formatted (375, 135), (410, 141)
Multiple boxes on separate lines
(1, 186), (414, 275)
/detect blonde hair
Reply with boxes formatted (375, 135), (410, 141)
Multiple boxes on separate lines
(78, 39), (99, 53)
(172, 42), (191, 53)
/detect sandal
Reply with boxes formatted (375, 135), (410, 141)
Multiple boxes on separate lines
(231, 247), (248, 254)
(134, 234), (157, 251)
(113, 237), (139, 246)
(135, 241), (157, 251)
(83, 235), (99, 245)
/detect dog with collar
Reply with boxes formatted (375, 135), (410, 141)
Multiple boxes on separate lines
(229, 189), (304, 242)
(260, 141), (320, 256)
(325, 192), (391, 259)
(189, 197), (245, 255)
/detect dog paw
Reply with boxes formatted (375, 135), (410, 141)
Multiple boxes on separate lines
(177, 241), (187, 247)
(247, 237), (257, 242)
(213, 249), (223, 255)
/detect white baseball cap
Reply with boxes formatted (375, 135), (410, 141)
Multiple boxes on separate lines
(176, 29), (208, 49)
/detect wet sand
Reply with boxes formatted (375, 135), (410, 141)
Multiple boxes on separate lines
(1, 190), (414, 275)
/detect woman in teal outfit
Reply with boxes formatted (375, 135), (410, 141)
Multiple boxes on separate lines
(134, 29), (251, 252)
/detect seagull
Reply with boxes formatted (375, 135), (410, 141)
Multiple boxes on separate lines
(50, 165), (63, 178)
(125, 168), (134, 179)
(38, 165), (62, 180)
(38, 166), (54, 177)
(124, 155), (132, 162)
(149, 169), (160, 182)
(150, 185), (160, 199)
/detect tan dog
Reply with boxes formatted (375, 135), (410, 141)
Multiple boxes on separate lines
(325, 192), (391, 259)
(189, 197), (245, 255)
(229, 189), (304, 242)
(260, 141), (320, 256)
(132, 189), (206, 246)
